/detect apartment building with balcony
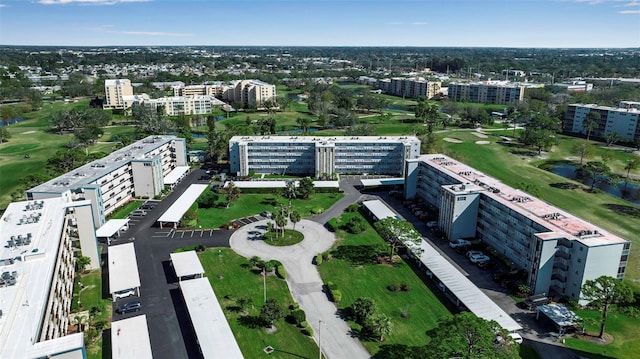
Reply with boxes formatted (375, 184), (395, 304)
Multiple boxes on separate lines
(172, 80), (277, 109)
(448, 81), (525, 104)
(103, 79), (134, 110)
(563, 102), (640, 142)
(26, 136), (187, 228)
(0, 196), (100, 358)
(229, 136), (420, 178)
(405, 154), (630, 301)
(377, 77), (441, 99)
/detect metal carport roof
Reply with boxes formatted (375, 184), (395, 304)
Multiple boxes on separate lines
(170, 251), (205, 279)
(108, 242), (141, 294)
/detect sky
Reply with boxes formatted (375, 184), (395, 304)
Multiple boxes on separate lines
(0, 0), (638, 48)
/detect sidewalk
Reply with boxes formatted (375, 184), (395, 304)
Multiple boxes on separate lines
(230, 219), (370, 359)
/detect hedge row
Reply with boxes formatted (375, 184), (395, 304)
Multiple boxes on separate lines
(326, 281), (342, 303)
(276, 264), (286, 279)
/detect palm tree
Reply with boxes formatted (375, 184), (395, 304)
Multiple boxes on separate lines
(289, 211), (301, 230)
(266, 221), (274, 240)
(296, 117), (311, 134)
(283, 180), (297, 207)
(624, 158), (639, 183)
(372, 314), (393, 342)
(584, 111), (601, 141)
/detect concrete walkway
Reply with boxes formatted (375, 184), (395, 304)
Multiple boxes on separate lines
(230, 219), (370, 359)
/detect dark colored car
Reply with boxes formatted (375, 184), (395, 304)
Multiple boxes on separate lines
(117, 301), (142, 314)
(140, 204), (154, 210)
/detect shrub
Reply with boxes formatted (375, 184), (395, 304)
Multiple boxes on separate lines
(331, 289), (342, 303)
(322, 252), (331, 261)
(302, 325), (314, 336)
(400, 283), (411, 292)
(275, 264), (286, 279)
(315, 254), (323, 265)
(311, 207), (324, 215)
(265, 260), (279, 272)
(326, 281), (338, 291)
(387, 283), (401, 292)
(289, 302), (300, 310)
(327, 218), (340, 232)
(291, 309), (306, 325)
(345, 216), (366, 234)
(346, 203), (360, 212)
(195, 244), (206, 253)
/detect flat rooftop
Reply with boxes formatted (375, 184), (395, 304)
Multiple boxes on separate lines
(230, 135), (419, 146)
(158, 184), (208, 224)
(96, 219), (129, 238)
(164, 166), (190, 185)
(170, 251), (205, 279)
(225, 180), (339, 189)
(362, 199), (402, 221)
(27, 135), (178, 195)
(569, 103), (640, 114)
(108, 242), (141, 294)
(111, 315), (153, 359)
(0, 197), (80, 357)
(417, 240), (522, 332)
(180, 277), (243, 359)
(416, 154), (629, 247)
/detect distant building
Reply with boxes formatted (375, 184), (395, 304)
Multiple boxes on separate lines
(229, 136), (420, 178)
(172, 80), (277, 109)
(547, 81), (593, 92)
(563, 102), (640, 142)
(104, 79), (134, 110)
(405, 154), (630, 302)
(149, 95), (226, 116)
(26, 135), (188, 228)
(0, 196), (101, 358)
(448, 81), (525, 104)
(377, 77), (441, 99)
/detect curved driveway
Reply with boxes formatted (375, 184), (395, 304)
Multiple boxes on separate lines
(230, 219), (370, 359)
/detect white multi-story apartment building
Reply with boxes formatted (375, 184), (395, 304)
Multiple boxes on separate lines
(405, 154), (630, 301)
(547, 81), (593, 92)
(377, 77), (441, 99)
(26, 136), (188, 228)
(448, 81), (525, 104)
(103, 79), (134, 110)
(229, 136), (420, 178)
(149, 95), (226, 116)
(564, 102), (640, 142)
(0, 196), (100, 358)
(172, 80), (277, 109)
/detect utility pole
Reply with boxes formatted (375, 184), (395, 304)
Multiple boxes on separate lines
(262, 268), (267, 303)
(318, 319), (323, 359)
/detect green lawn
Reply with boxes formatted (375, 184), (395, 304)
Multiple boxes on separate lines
(197, 192), (343, 228)
(564, 309), (640, 359)
(263, 229), (304, 246)
(107, 200), (144, 219)
(71, 270), (112, 359)
(318, 212), (453, 355)
(199, 248), (318, 359)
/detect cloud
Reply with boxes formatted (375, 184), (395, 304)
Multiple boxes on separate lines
(620, 0), (640, 6)
(411, 22), (427, 26)
(618, 9), (640, 12)
(0, 3), (6, 7)
(39, 0), (150, 5)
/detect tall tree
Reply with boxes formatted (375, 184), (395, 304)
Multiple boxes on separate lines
(297, 177), (314, 199)
(623, 158), (639, 182)
(581, 276), (634, 339)
(352, 297), (377, 325)
(425, 312), (519, 359)
(584, 111), (601, 141)
(289, 210), (301, 230)
(370, 313), (393, 342)
(295, 117), (311, 134)
(571, 141), (595, 165)
(219, 181), (241, 209)
(283, 180), (297, 207)
(519, 114), (561, 154)
(259, 298), (284, 327)
(0, 105), (17, 126)
(415, 100), (439, 132)
(0, 127), (11, 143)
(373, 218), (423, 261)
(605, 132), (621, 147)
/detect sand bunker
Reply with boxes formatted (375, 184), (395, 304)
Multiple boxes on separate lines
(443, 138), (463, 143)
(20, 131), (36, 134)
(471, 132), (488, 138)
(475, 141), (490, 145)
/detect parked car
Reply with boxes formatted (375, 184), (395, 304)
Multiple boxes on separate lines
(426, 221), (438, 228)
(116, 301), (142, 314)
(449, 239), (472, 249)
(469, 253), (491, 264)
(140, 204), (154, 210)
(509, 332), (523, 344)
(523, 294), (550, 310)
(466, 250), (484, 259)
(130, 210), (147, 217)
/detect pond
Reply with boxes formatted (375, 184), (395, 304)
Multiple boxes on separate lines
(0, 117), (27, 127)
(384, 105), (412, 112)
(276, 128), (319, 135)
(544, 162), (640, 205)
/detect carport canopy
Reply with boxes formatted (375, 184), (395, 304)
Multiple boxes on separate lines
(362, 199), (401, 221)
(417, 240), (523, 332)
(108, 242), (141, 299)
(170, 251), (205, 280)
(95, 219), (129, 238)
(111, 315), (152, 359)
(157, 184), (208, 226)
(360, 177), (405, 186)
(180, 277), (243, 359)
(536, 304), (580, 332)
(164, 166), (190, 186)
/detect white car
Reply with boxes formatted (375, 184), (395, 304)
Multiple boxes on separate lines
(466, 250), (484, 259)
(449, 239), (472, 248)
(509, 332), (523, 344)
(469, 253), (490, 264)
